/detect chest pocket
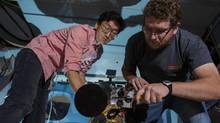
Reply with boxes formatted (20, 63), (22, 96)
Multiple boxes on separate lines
(163, 45), (188, 81)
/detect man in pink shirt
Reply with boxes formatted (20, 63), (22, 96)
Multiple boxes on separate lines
(0, 11), (125, 123)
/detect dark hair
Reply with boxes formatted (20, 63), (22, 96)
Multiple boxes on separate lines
(144, 0), (181, 26)
(97, 11), (125, 33)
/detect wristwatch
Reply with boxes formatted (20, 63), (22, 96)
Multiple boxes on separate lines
(161, 80), (172, 99)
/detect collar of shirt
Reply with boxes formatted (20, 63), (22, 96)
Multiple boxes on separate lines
(81, 24), (100, 46)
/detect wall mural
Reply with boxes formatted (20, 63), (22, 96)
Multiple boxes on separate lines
(10, 0), (220, 81)
(34, 0), (143, 27)
(17, 0), (148, 80)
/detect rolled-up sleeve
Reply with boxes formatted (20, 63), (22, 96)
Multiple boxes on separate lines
(185, 36), (213, 71)
(63, 26), (86, 72)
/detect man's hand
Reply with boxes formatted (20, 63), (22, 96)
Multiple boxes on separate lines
(136, 83), (170, 104)
(129, 77), (149, 91)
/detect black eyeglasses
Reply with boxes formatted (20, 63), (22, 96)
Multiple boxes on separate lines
(101, 22), (118, 39)
(142, 26), (171, 39)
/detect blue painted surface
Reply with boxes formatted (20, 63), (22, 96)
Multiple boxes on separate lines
(46, 82), (90, 123)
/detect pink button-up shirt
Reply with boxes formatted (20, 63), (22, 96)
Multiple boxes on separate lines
(26, 24), (103, 81)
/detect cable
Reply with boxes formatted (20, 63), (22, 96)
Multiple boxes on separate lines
(46, 93), (53, 123)
(46, 72), (62, 123)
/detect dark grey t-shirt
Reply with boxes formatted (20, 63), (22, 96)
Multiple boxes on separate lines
(123, 29), (213, 83)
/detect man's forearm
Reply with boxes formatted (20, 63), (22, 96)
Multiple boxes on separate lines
(172, 63), (220, 101)
(67, 70), (86, 91)
(122, 66), (137, 82)
(172, 77), (220, 101)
